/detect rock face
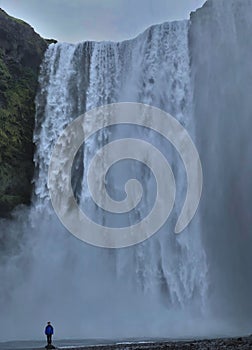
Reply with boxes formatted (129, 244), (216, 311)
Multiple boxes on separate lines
(0, 8), (48, 216)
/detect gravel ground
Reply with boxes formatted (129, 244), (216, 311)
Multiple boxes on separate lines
(58, 336), (252, 350)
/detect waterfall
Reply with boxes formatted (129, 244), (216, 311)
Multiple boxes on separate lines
(189, 0), (252, 333)
(1, 0), (251, 342)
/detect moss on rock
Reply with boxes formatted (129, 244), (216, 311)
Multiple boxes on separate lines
(0, 8), (48, 216)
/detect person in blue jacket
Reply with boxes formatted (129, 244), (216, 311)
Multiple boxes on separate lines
(45, 321), (54, 345)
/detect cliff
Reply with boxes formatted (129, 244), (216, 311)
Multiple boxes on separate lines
(0, 8), (48, 216)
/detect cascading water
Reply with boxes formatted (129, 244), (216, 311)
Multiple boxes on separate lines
(0, 20), (208, 340)
(1, 0), (252, 342)
(189, 0), (252, 333)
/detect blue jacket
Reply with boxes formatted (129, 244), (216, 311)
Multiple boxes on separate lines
(45, 325), (54, 335)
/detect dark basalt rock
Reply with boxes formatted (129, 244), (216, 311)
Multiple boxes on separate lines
(45, 344), (56, 349)
(0, 8), (49, 217)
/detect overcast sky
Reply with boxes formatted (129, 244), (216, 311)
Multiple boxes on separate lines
(0, 0), (206, 42)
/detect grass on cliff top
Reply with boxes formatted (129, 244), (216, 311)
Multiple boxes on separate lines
(10, 16), (27, 26)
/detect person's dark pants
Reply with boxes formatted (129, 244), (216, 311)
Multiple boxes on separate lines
(47, 334), (52, 345)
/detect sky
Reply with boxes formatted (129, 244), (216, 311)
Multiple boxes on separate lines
(0, 0), (206, 43)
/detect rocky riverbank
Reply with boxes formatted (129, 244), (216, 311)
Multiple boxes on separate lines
(2, 336), (252, 350)
(57, 336), (252, 350)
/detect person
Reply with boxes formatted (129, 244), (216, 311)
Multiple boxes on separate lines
(45, 321), (54, 346)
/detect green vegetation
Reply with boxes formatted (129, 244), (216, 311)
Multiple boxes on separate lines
(9, 15), (27, 26)
(0, 49), (38, 215)
(0, 9), (48, 216)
